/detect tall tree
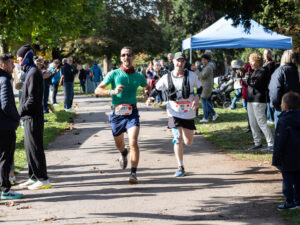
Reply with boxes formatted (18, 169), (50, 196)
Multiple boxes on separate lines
(0, 0), (105, 53)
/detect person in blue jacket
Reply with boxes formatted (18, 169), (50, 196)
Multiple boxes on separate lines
(0, 53), (23, 200)
(272, 91), (300, 210)
(90, 61), (103, 96)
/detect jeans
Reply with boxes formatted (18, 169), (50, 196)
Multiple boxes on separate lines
(281, 171), (300, 203)
(201, 98), (216, 119)
(274, 110), (281, 128)
(266, 102), (274, 122)
(50, 83), (59, 104)
(63, 82), (74, 109)
(242, 99), (247, 110)
(231, 88), (242, 108)
(93, 81), (100, 91)
(80, 79), (86, 93)
(43, 81), (50, 113)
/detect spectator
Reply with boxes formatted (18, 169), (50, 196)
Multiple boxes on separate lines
(196, 54), (218, 122)
(0, 53), (23, 200)
(77, 64), (87, 93)
(245, 53), (274, 151)
(230, 60), (243, 109)
(61, 57), (75, 112)
(90, 61), (103, 94)
(272, 91), (300, 210)
(269, 50), (300, 127)
(49, 59), (61, 106)
(17, 44), (51, 190)
(263, 49), (277, 123)
(167, 53), (174, 71)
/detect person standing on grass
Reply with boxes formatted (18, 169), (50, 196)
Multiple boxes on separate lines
(49, 59), (61, 106)
(147, 52), (202, 177)
(0, 53), (23, 200)
(245, 52), (274, 152)
(272, 92), (300, 210)
(90, 61), (103, 96)
(16, 44), (51, 190)
(61, 57), (75, 112)
(95, 46), (151, 184)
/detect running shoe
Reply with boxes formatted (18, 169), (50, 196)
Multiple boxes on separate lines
(28, 179), (52, 190)
(199, 118), (209, 123)
(174, 166), (186, 177)
(119, 155), (128, 170)
(212, 113), (219, 121)
(18, 178), (36, 188)
(294, 201), (300, 209)
(1, 190), (23, 200)
(277, 202), (296, 211)
(129, 173), (138, 184)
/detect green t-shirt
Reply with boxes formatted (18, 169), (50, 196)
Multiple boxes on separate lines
(104, 68), (147, 105)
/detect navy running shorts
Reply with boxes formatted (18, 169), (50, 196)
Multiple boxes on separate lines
(109, 109), (140, 137)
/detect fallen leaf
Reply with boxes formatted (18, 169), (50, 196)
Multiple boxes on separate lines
(98, 170), (104, 174)
(5, 201), (19, 207)
(72, 132), (80, 135)
(38, 217), (56, 222)
(76, 142), (82, 145)
(90, 167), (99, 171)
(17, 206), (31, 210)
(93, 134), (98, 137)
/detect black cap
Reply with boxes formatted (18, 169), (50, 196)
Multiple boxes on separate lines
(16, 44), (32, 58)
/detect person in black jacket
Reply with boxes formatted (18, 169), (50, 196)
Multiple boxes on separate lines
(268, 50), (300, 127)
(0, 54), (23, 200)
(272, 91), (300, 210)
(16, 45), (51, 190)
(61, 57), (76, 111)
(245, 53), (274, 151)
(263, 49), (277, 123)
(77, 64), (86, 93)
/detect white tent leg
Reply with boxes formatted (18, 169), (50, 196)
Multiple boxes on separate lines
(190, 48), (192, 64)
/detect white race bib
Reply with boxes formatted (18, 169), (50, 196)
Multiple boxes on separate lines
(115, 104), (133, 115)
(173, 101), (191, 113)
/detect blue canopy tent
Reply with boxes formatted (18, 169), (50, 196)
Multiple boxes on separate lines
(182, 16), (293, 63)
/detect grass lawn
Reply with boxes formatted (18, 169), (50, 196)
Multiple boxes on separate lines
(195, 103), (275, 162)
(14, 103), (75, 173)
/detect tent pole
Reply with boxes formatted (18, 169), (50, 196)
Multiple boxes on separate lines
(190, 48), (192, 64)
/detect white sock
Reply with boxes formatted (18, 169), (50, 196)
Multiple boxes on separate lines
(178, 161), (184, 167)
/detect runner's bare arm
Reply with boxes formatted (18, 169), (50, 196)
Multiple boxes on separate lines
(95, 82), (124, 96)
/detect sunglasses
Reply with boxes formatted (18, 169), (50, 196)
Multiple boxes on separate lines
(121, 53), (133, 57)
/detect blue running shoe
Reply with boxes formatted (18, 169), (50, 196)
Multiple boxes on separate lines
(1, 190), (23, 200)
(174, 166), (186, 177)
(277, 202), (296, 211)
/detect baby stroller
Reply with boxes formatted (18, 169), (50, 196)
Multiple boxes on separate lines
(211, 75), (234, 108)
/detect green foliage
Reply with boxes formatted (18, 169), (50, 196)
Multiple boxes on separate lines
(0, 0), (105, 53)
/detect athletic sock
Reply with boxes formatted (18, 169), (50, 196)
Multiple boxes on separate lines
(178, 161), (184, 167)
(121, 148), (128, 157)
(131, 167), (137, 174)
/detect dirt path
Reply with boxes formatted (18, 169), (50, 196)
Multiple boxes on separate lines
(0, 96), (286, 225)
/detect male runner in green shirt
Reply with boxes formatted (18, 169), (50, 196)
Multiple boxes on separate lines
(95, 46), (151, 184)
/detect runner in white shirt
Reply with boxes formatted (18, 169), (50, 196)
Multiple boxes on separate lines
(147, 52), (202, 177)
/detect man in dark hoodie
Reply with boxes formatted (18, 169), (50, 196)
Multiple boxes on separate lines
(272, 91), (300, 210)
(16, 45), (51, 190)
(0, 54), (23, 200)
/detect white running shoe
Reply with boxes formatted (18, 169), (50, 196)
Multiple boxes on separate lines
(28, 179), (51, 190)
(199, 118), (209, 123)
(212, 113), (219, 121)
(18, 179), (36, 188)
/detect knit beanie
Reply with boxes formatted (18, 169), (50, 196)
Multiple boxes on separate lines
(16, 44), (32, 58)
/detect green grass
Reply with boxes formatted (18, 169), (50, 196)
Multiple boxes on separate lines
(195, 103), (275, 162)
(279, 210), (300, 225)
(14, 103), (75, 173)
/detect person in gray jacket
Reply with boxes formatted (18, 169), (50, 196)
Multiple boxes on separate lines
(0, 54), (23, 200)
(196, 54), (218, 122)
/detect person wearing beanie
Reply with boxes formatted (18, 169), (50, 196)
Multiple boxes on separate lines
(16, 44), (51, 190)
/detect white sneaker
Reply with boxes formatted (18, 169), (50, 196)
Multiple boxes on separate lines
(28, 179), (51, 190)
(212, 113), (219, 121)
(199, 118), (209, 123)
(19, 179), (36, 188)
(53, 103), (60, 106)
(65, 108), (75, 112)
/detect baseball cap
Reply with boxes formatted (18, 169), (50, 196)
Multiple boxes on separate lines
(174, 52), (186, 60)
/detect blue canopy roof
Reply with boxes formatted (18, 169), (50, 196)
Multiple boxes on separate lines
(182, 17), (292, 50)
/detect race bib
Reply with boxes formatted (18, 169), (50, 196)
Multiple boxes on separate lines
(115, 104), (133, 115)
(174, 101), (191, 113)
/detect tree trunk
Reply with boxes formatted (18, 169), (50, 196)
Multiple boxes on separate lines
(0, 39), (9, 54)
(103, 56), (112, 75)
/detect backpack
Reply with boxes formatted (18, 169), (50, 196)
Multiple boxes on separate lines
(167, 69), (190, 101)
